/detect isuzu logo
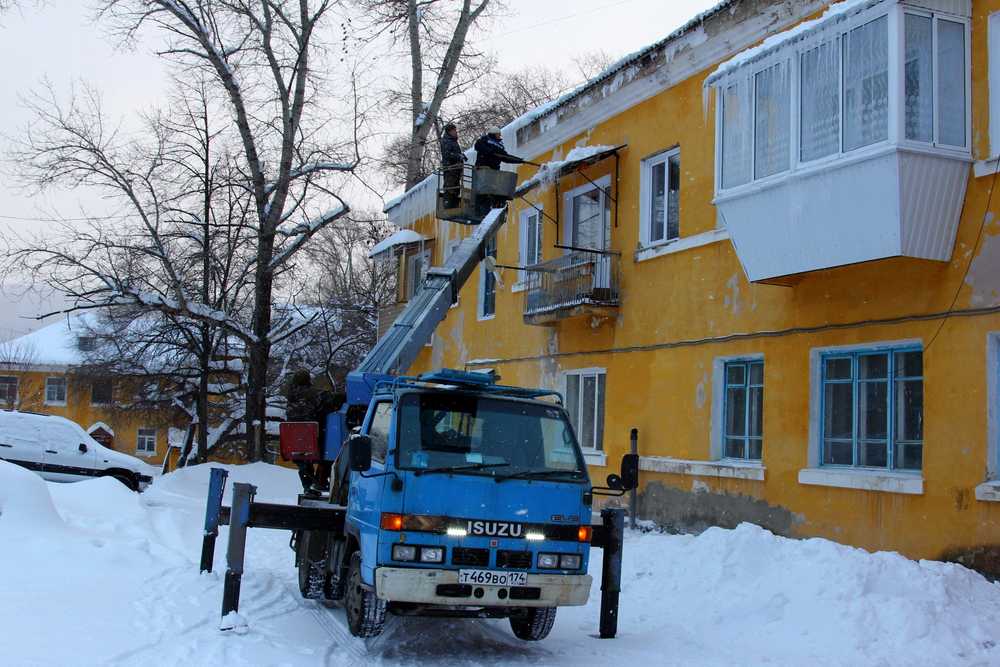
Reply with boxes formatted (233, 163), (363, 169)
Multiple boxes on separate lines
(465, 520), (524, 538)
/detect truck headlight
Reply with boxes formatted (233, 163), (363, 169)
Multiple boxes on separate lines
(392, 544), (417, 561)
(559, 554), (581, 570)
(419, 547), (444, 563)
(537, 553), (560, 569)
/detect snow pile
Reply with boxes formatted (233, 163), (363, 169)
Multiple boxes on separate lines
(367, 229), (429, 258)
(2, 462), (999, 666)
(516, 144), (617, 194)
(708, 0), (880, 84)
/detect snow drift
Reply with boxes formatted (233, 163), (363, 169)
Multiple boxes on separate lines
(1, 462), (998, 666)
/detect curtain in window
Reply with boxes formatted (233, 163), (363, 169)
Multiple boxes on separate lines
(937, 19), (966, 147)
(754, 61), (791, 178)
(801, 40), (841, 162)
(843, 16), (888, 152)
(721, 79), (752, 188)
(904, 14), (933, 143)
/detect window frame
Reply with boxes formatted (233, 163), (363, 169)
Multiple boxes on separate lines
(713, 4), (970, 198)
(136, 427), (157, 455)
(639, 147), (681, 249)
(562, 176), (611, 251)
(562, 367), (606, 453)
(45, 376), (67, 406)
(722, 359), (764, 461)
(478, 234), (497, 321)
(819, 345), (923, 472)
(990, 12), (1000, 158)
(90, 378), (113, 406)
(0, 375), (18, 405)
(515, 207), (543, 291)
(364, 400), (393, 463)
(405, 247), (431, 301)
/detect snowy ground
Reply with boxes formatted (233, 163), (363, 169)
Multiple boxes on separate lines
(2, 460), (999, 667)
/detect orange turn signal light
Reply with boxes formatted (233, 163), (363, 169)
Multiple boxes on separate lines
(577, 526), (593, 543)
(381, 513), (404, 531)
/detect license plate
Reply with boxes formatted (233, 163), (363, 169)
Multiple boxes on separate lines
(458, 569), (528, 587)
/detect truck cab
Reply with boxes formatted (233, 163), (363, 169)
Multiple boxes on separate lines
(321, 371), (601, 640)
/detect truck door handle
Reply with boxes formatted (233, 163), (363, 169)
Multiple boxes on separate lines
(45, 449), (58, 454)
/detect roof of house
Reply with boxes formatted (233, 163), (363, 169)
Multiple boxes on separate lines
(3, 314), (95, 367)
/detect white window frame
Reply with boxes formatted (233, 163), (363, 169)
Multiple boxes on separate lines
(405, 247), (431, 301)
(44, 376), (67, 406)
(515, 207), (543, 292)
(562, 176), (611, 250)
(713, 3), (970, 198)
(990, 12), (1000, 158)
(562, 368), (606, 459)
(982, 333), (1000, 501)
(639, 147), (680, 249)
(136, 428), (157, 455)
(445, 238), (462, 307)
(478, 235), (497, 321)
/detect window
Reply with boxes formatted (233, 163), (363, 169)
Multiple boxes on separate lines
(754, 62), (791, 178)
(45, 377), (67, 404)
(367, 402), (392, 462)
(821, 348), (923, 470)
(843, 16), (889, 151)
(723, 360), (763, 460)
(564, 369), (606, 451)
(641, 148), (680, 246)
(990, 13), (1000, 156)
(479, 235), (497, 319)
(905, 13), (967, 148)
(90, 379), (113, 406)
(0, 376), (17, 404)
(518, 208), (543, 284)
(721, 78), (752, 188)
(405, 248), (430, 300)
(136, 428), (157, 454)
(566, 180), (610, 251)
(77, 336), (96, 352)
(800, 39), (841, 161)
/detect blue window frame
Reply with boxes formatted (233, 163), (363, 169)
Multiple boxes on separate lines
(723, 360), (763, 460)
(821, 347), (923, 471)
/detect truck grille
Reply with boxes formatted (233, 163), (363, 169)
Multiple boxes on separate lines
(452, 547), (489, 566)
(496, 550), (532, 569)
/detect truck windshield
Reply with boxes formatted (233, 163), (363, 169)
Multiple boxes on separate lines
(396, 392), (586, 480)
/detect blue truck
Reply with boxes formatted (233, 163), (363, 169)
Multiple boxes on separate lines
(200, 204), (637, 642)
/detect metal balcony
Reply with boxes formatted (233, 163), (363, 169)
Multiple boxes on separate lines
(523, 249), (620, 326)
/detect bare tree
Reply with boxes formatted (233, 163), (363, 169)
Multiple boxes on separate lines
(10, 1), (366, 460)
(0, 339), (40, 410)
(357, 0), (497, 189)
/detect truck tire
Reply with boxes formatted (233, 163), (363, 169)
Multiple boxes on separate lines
(344, 551), (386, 638)
(296, 531), (329, 600)
(509, 607), (557, 641)
(105, 470), (138, 492)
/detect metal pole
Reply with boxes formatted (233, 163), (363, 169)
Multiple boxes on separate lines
(221, 482), (255, 621)
(599, 507), (625, 639)
(629, 428), (639, 529)
(200, 467), (229, 573)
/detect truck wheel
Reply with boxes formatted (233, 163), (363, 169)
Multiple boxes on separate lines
(296, 531), (328, 600)
(344, 551), (386, 638)
(509, 607), (557, 641)
(106, 471), (138, 492)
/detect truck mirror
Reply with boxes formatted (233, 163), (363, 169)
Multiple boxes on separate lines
(349, 435), (373, 472)
(620, 453), (639, 491)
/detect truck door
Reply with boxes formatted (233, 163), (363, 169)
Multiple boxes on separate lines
(43, 422), (96, 482)
(0, 413), (45, 477)
(351, 401), (393, 583)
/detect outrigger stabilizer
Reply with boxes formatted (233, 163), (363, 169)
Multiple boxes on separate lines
(198, 467), (627, 639)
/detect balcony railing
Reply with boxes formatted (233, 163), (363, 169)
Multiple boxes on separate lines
(523, 249), (620, 325)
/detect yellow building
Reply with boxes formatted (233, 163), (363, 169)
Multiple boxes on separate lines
(0, 316), (181, 466)
(382, 0), (1000, 573)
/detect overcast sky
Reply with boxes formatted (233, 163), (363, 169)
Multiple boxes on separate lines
(0, 0), (719, 336)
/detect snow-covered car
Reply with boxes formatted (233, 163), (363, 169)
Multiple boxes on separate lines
(0, 411), (153, 491)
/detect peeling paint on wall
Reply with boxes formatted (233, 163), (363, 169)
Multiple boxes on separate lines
(724, 273), (743, 316)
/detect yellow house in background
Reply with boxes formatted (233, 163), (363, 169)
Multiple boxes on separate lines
(383, 0), (1000, 574)
(0, 316), (180, 466)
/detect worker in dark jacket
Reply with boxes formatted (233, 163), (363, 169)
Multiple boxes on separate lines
(439, 123), (465, 208)
(474, 126), (524, 170)
(286, 369), (320, 493)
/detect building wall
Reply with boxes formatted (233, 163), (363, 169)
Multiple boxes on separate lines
(3, 369), (177, 466)
(387, 0), (1000, 571)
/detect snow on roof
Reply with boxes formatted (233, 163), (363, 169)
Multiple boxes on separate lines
(515, 144), (621, 196)
(367, 229), (429, 258)
(5, 313), (96, 367)
(87, 422), (115, 436)
(706, 0), (882, 84)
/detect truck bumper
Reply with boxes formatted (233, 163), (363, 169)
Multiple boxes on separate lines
(375, 567), (592, 608)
